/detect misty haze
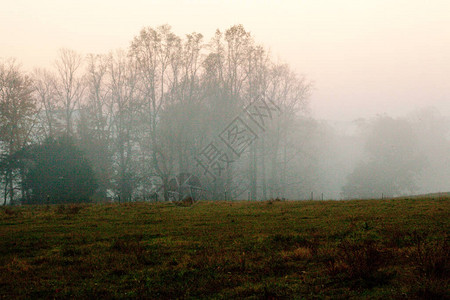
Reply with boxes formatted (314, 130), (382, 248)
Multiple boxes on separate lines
(1, 1), (449, 298)
(1, 24), (448, 204)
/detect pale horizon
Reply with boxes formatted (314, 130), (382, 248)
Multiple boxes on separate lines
(1, 0), (449, 121)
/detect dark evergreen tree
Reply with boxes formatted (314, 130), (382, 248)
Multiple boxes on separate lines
(22, 136), (97, 204)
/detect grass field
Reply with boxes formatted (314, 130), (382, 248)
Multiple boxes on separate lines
(1, 198), (449, 299)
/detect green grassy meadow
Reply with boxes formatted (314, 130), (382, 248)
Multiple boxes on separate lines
(1, 198), (449, 299)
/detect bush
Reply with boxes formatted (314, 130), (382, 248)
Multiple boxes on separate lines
(265, 234), (317, 252)
(410, 231), (449, 279)
(337, 239), (384, 280)
(55, 204), (84, 215)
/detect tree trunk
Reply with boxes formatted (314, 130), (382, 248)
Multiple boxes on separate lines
(250, 141), (257, 200)
(270, 119), (281, 199)
(8, 171), (14, 204)
(262, 135), (267, 201)
(3, 171), (8, 206)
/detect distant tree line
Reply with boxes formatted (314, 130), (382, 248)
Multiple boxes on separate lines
(342, 112), (450, 199)
(0, 24), (312, 205)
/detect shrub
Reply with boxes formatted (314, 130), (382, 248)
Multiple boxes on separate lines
(337, 239), (384, 280)
(3, 207), (18, 216)
(265, 234), (316, 251)
(410, 231), (449, 279)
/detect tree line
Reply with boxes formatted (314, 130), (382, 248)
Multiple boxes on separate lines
(0, 24), (311, 205)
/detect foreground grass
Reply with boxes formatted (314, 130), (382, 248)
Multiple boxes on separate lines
(1, 198), (449, 299)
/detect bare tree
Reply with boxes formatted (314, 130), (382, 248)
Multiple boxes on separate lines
(54, 48), (85, 135)
(32, 68), (61, 139)
(130, 25), (182, 201)
(0, 59), (38, 204)
(84, 54), (111, 141)
(107, 50), (141, 202)
(77, 54), (113, 198)
(263, 63), (311, 199)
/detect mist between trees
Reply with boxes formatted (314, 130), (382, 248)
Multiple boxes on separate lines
(1, 24), (449, 205)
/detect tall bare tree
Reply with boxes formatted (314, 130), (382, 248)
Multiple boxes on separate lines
(264, 63), (310, 198)
(32, 68), (61, 139)
(54, 48), (85, 135)
(107, 50), (141, 202)
(0, 60), (37, 204)
(77, 54), (113, 198)
(130, 25), (182, 201)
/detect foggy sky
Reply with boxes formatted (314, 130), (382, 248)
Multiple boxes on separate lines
(1, 0), (449, 121)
